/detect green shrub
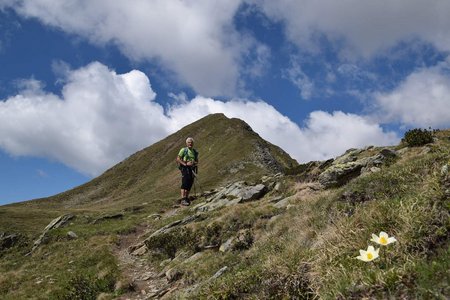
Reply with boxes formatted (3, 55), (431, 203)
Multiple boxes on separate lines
(403, 128), (433, 147)
(145, 227), (196, 259)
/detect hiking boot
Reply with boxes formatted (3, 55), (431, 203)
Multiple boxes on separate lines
(180, 198), (190, 206)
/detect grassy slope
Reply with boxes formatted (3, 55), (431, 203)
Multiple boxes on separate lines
(186, 130), (450, 299)
(0, 113), (298, 299)
(1, 125), (448, 299)
(0, 113), (297, 233)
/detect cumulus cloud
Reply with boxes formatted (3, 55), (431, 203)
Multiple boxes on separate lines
(373, 59), (450, 128)
(4, 0), (253, 96)
(0, 62), (398, 176)
(300, 111), (398, 160)
(168, 97), (399, 162)
(254, 0), (450, 58)
(0, 62), (171, 175)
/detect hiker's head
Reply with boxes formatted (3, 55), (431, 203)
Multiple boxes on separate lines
(186, 137), (194, 148)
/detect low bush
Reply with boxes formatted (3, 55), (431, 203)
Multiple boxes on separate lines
(403, 128), (433, 147)
(145, 227), (196, 259)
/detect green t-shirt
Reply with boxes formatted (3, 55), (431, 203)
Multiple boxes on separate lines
(178, 147), (198, 162)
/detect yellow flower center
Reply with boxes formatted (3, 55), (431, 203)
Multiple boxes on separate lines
(367, 253), (373, 260)
(380, 237), (388, 245)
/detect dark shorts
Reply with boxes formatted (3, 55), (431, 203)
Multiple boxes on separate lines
(180, 166), (194, 191)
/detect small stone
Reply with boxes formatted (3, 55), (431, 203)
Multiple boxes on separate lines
(159, 258), (172, 267)
(130, 245), (147, 256)
(219, 237), (234, 252)
(211, 266), (228, 279)
(67, 231), (78, 239)
(441, 164), (449, 176)
(147, 213), (162, 220)
(140, 272), (154, 281)
(274, 182), (281, 191)
(272, 195), (294, 209)
(165, 268), (183, 282)
(184, 252), (204, 263)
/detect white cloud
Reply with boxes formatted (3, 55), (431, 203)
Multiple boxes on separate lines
(0, 62), (398, 176)
(6, 0), (248, 96)
(373, 59), (450, 128)
(167, 97), (398, 162)
(301, 111), (399, 160)
(254, 0), (450, 58)
(0, 62), (171, 175)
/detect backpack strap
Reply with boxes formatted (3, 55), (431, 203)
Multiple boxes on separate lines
(183, 147), (189, 160)
(182, 147), (198, 161)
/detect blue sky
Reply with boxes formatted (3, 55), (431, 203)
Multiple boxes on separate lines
(1, 0), (450, 205)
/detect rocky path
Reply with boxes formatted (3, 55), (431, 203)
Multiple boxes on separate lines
(113, 218), (178, 299)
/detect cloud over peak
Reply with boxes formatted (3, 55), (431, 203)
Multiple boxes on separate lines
(0, 62), (399, 176)
(0, 62), (169, 175)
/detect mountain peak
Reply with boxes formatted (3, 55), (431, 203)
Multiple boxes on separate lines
(36, 114), (298, 209)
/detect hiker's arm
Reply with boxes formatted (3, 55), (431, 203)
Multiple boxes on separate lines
(176, 156), (187, 166)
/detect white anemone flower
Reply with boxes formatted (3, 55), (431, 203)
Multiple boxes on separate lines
(371, 231), (397, 246)
(356, 245), (379, 262)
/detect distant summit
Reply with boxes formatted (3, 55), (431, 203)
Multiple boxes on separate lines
(25, 113), (298, 210)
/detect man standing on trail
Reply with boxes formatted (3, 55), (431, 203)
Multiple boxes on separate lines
(176, 137), (198, 206)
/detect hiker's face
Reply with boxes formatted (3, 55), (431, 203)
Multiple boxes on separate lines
(186, 140), (193, 148)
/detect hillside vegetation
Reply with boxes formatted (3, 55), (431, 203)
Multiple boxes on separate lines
(0, 115), (449, 299)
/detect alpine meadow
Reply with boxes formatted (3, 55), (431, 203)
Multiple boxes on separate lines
(1, 114), (449, 299)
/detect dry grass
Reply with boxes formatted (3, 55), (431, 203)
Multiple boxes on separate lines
(1, 126), (449, 299)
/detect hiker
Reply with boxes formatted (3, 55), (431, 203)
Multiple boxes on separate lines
(176, 137), (198, 206)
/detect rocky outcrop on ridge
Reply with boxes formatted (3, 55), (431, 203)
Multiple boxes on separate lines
(318, 148), (398, 188)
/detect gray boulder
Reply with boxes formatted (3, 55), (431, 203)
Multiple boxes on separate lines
(318, 161), (365, 188)
(272, 195), (296, 209)
(29, 214), (74, 253)
(194, 181), (268, 212)
(318, 148), (398, 188)
(92, 212), (124, 224)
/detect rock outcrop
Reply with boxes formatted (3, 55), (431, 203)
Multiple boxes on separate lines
(318, 148), (398, 188)
(193, 181), (270, 212)
(29, 214), (74, 254)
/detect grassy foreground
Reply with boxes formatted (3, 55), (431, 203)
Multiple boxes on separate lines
(0, 125), (449, 299)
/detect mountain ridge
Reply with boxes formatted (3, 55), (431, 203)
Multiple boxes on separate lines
(1, 113), (298, 222)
